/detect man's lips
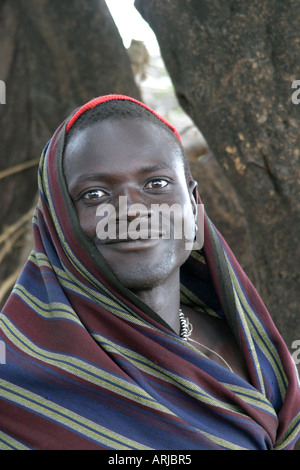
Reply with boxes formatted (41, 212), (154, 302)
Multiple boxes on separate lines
(95, 229), (168, 251)
(101, 230), (165, 245)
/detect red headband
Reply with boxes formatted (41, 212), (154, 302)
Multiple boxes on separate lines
(66, 94), (182, 142)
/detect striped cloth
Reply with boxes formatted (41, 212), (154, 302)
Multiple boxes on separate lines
(1, 96), (300, 450)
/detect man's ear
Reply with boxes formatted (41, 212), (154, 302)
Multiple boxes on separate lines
(188, 178), (198, 219)
(188, 178), (204, 250)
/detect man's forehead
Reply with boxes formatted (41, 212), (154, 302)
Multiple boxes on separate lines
(63, 119), (183, 172)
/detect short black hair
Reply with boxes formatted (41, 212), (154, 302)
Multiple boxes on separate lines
(64, 99), (191, 181)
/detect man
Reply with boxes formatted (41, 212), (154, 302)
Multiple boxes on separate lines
(0, 95), (299, 450)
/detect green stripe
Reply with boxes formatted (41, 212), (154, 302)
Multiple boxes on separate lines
(0, 430), (30, 450)
(92, 333), (249, 417)
(13, 284), (82, 325)
(30, 251), (150, 329)
(273, 414), (300, 450)
(180, 284), (220, 317)
(0, 315), (174, 416)
(206, 218), (241, 345)
(0, 380), (151, 450)
(197, 428), (247, 450)
(226, 257), (288, 399)
(232, 287), (266, 395)
(223, 383), (277, 417)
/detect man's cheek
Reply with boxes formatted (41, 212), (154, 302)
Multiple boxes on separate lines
(76, 208), (98, 241)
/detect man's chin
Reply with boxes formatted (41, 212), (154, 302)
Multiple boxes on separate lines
(95, 238), (190, 292)
(112, 268), (168, 292)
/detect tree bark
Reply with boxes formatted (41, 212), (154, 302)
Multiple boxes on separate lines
(0, 0), (140, 305)
(135, 0), (300, 351)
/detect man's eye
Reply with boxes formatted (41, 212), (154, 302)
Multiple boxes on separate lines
(145, 179), (169, 189)
(82, 189), (107, 200)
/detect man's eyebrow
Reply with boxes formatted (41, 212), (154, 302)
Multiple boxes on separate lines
(71, 164), (172, 187)
(67, 172), (111, 193)
(137, 163), (172, 174)
(72, 172), (111, 186)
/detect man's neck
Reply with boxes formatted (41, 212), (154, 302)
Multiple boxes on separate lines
(132, 271), (181, 334)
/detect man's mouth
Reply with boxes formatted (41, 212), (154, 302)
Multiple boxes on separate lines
(101, 229), (165, 245)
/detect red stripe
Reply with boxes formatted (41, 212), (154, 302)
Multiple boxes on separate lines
(65, 94), (182, 142)
(0, 399), (104, 450)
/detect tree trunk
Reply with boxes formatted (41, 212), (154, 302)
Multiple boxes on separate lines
(135, 0), (300, 352)
(0, 0), (140, 305)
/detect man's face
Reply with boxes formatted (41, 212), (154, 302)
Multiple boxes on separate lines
(63, 118), (197, 291)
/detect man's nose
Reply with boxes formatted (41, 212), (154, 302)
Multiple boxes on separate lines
(114, 187), (152, 221)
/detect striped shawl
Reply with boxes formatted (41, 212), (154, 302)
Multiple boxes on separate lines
(0, 96), (300, 450)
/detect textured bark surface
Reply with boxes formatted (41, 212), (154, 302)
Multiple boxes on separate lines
(135, 0), (300, 352)
(0, 0), (140, 304)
